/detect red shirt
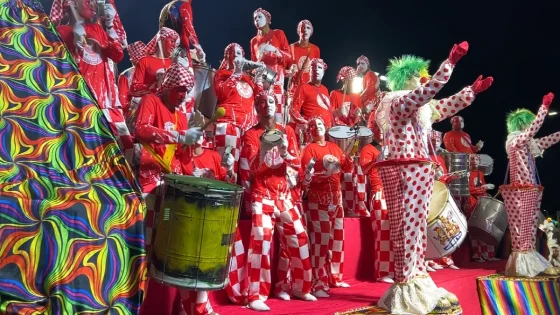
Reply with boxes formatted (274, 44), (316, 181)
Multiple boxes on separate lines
(330, 90), (362, 126)
(214, 70), (258, 131)
(443, 130), (479, 154)
(182, 149), (228, 181)
(361, 70), (379, 104)
(289, 42), (321, 87)
(130, 56), (173, 97)
(250, 29), (291, 87)
(118, 67), (134, 112)
(360, 144), (383, 191)
(240, 124), (300, 199)
(302, 142), (353, 195)
(290, 83), (332, 127)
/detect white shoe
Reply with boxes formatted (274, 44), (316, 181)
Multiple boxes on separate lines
(427, 265), (436, 272)
(292, 291), (317, 301)
(432, 263), (444, 270)
(379, 276), (394, 283)
(312, 289), (330, 298)
(449, 265), (460, 270)
(334, 281), (350, 288)
(275, 291), (290, 301)
(249, 300), (270, 311)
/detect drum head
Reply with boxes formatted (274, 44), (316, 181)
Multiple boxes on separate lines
(357, 126), (373, 137)
(262, 130), (282, 143)
(328, 126), (353, 139)
(479, 154), (493, 166)
(164, 174), (243, 195)
(428, 181), (449, 223)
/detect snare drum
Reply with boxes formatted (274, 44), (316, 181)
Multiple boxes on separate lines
(261, 129), (283, 146)
(150, 175), (244, 290)
(327, 126), (373, 155)
(468, 196), (508, 246)
(426, 181), (468, 260)
(475, 154), (494, 175)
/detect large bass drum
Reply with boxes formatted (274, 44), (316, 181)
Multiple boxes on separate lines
(149, 175), (244, 290)
(439, 152), (470, 196)
(327, 126), (372, 156)
(467, 196), (508, 246)
(426, 181), (469, 260)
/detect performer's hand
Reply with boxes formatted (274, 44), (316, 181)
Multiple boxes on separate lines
(543, 92), (554, 108)
(178, 127), (203, 145)
(476, 140), (484, 149)
(224, 152), (235, 171)
(279, 134), (289, 157)
(73, 20), (86, 43)
(106, 28), (119, 40)
(233, 58), (245, 74)
(483, 183), (495, 190)
(175, 56), (190, 70)
(304, 167), (314, 184)
(194, 44), (206, 63)
(448, 41), (469, 65)
(103, 4), (117, 27)
(471, 75), (494, 94)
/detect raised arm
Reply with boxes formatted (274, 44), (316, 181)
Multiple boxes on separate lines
(511, 93), (554, 148)
(434, 76), (493, 123)
(535, 131), (560, 150)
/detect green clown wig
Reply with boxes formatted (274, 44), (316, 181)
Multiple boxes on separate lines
(386, 55), (430, 92)
(506, 109), (536, 134)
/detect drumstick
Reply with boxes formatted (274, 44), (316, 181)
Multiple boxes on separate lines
(200, 107), (226, 130)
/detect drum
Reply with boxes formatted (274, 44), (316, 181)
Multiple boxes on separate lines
(261, 129), (283, 146)
(327, 126), (373, 155)
(426, 181), (469, 260)
(190, 64), (218, 119)
(476, 154), (494, 175)
(439, 152), (470, 196)
(149, 175), (244, 290)
(467, 196), (508, 246)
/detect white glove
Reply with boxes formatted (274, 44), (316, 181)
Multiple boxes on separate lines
(176, 56), (190, 70)
(365, 102), (375, 114)
(355, 108), (362, 117)
(73, 20), (86, 39)
(103, 4), (117, 27)
(224, 152), (235, 171)
(304, 167), (314, 183)
(290, 63), (298, 74)
(194, 44), (206, 63)
(233, 57), (245, 75)
(476, 140), (484, 149)
(279, 135), (289, 156)
(483, 183), (495, 190)
(106, 28), (119, 40)
(340, 104), (349, 116)
(178, 127), (203, 145)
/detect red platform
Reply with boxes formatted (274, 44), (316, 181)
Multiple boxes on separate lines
(140, 218), (504, 315)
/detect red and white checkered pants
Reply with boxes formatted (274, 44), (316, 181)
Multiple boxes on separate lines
(343, 165), (369, 217)
(179, 290), (213, 315)
(224, 228), (248, 305)
(247, 195), (312, 302)
(370, 189), (394, 280)
(102, 108), (134, 151)
(214, 122), (243, 177)
(305, 192), (345, 292)
(378, 163), (436, 282)
(500, 185), (543, 252)
(431, 256), (455, 267)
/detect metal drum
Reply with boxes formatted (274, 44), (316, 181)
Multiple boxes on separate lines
(327, 126), (373, 156)
(149, 175), (243, 290)
(190, 64), (218, 119)
(475, 154), (494, 175)
(426, 180), (469, 260)
(439, 152), (470, 196)
(468, 196), (508, 246)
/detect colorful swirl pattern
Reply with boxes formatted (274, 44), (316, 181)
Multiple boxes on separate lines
(0, 0), (146, 314)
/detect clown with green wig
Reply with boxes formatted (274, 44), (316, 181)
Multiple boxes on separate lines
(373, 41), (493, 314)
(499, 92), (560, 277)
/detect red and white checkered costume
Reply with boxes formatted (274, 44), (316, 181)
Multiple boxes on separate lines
(360, 143), (394, 280)
(301, 133), (354, 292)
(331, 66), (362, 127)
(465, 170), (497, 260)
(250, 8), (292, 123)
(214, 43), (260, 181)
(118, 41), (146, 116)
(240, 121), (312, 302)
(375, 58), (478, 314)
(500, 102), (560, 277)
(53, 0), (132, 151)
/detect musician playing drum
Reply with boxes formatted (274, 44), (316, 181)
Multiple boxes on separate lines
(250, 8), (292, 123)
(330, 66), (363, 127)
(239, 92), (316, 311)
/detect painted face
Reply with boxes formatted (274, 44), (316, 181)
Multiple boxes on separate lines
(254, 12), (267, 29)
(257, 95), (276, 117)
(167, 86), (187, 107)
(233, 46), (244, 60)
(309, 118), (326, 137)
(405, 75), (421, 90)
(452, 118), (463, 130)
(313, 63), (325, 81)
(357, 60), (368, 74)
(298, 23), (313, 40)
(76, 0), (95, 21)
(161, 36), (177, 58)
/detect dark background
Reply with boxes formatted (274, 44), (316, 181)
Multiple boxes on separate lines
(40, 0), (560, 218)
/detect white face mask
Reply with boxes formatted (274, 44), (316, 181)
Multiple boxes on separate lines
(314, 64), (325, 81)
(266, 95), (276, 117)
(254, 13), (267, 29)
(357, 61), (368, 74)
(312, 119), (326, 137)
(234, 46), (243, 59)
(299, 24), (313, 41)
(460, 121), (465, 129)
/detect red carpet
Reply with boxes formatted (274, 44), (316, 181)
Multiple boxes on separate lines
(140, 218), (505, 315)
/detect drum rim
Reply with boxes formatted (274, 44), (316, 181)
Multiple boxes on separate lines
(163, 174), (244, 193)
(477, 195), (505, 206)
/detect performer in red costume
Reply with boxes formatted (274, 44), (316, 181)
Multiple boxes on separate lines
(359, 140), (394, 283)
(159, 0), (206, 63)
(443, 116), (483, 153)
(288, 20), (321, 92)
(500, 93), (560, 277)
(330, 66), (362, 126)
(290, 58), (331, 144)
(118, 41), (146, 117)
(52, 0), (132, 151)
(356, 55), (380, 115)
(250, 8), (292, 123)
(130, 27), (180, 98)
(374, 42), (493, 313)
(240, 92), (315, 311)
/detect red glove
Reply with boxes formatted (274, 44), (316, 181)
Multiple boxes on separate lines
(448, 41), (469, 65)
(471, 75), (493, 94)
(543, 92), (554, 108)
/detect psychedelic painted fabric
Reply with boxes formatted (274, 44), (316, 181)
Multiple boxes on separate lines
(0, 0), (146, 314)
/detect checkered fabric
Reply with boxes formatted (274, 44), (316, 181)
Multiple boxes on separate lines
(253, 8), (271, 24)
(297, 19), (313, 34)
(336, 66), (357, 83)
(433, 256), (455, 267)
(304, 196), (345, 292)
(378, 163), (436, 283)
(159, 63), (195, 94)
(247, 196), (312, 302)
(343, 165), (369, 217)
(145, 27), (179, 56)
(102, 108), (133, 150)
(219, 43), (245, 70)
(128, 41), (146, 64)
(142, 191), (163, 255)
(356, 55), (370, 67)
(273, 84), (285, 124)
(500, 185), (543, 251)
(370, 189), (394, 280)
(179, 290), (213, 315)
(224, 229), (248, 305)
(214, 122), (243, 176)
(465, 196), (496, 259)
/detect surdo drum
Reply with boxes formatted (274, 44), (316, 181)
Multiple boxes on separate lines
(439, 152), (470, 196)
(149, 175), (243, 290)
(327, 126), (373, 156)
(468, 196), (508, 246)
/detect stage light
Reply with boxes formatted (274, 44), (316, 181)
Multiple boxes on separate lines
(351, 77), (363, 94)
(379, 75), (387, 81)
(549, 111), (558, 116)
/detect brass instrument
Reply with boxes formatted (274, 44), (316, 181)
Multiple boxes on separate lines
(239, 59), (277, 84)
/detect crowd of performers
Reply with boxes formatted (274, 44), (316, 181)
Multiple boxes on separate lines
(48, 1), (560, 314)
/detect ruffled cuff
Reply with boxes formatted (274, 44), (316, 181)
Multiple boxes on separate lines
(505, 250), (551, 277)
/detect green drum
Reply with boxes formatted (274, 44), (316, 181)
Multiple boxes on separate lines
(149, 175), (243, 290)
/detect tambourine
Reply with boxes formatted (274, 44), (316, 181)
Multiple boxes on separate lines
(261, 129), (283, 146)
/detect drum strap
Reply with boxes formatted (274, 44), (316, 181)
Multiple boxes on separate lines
(141, 142), (172, 174)
(140, 112), (180, 174)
